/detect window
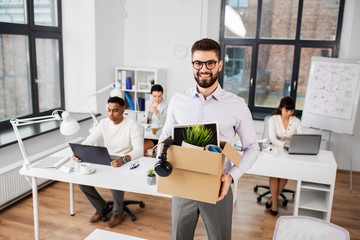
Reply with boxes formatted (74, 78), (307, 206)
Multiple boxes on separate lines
(0, 0), (63, 129)
(220, 0), (344, 118)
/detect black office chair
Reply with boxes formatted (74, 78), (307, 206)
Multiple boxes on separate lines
(101, 200), (145, 222)
(254, 116), (295, 206)
(254, 185), (295, 206)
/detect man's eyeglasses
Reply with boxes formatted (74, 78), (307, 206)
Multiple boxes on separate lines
(130, 161), (139, 170)
(192, 60), (220, 70)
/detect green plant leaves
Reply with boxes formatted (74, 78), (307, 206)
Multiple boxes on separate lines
(184, 124), (215, 147)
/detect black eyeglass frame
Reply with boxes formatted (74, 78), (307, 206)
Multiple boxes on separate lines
(192, 60), (220, 70)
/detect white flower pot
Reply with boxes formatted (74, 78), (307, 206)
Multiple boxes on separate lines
(181, 141), (204, 150)
(147, 176), (156, 185)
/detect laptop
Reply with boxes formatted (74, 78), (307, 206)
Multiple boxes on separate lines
(284, 134), (322, 155)
(69, 143), (118, 166)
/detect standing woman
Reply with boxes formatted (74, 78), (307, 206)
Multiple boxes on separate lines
(266, 96), (302, 215)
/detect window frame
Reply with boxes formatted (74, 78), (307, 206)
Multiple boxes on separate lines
(219, 0), (345, 119)
(0, 0), (64, 129)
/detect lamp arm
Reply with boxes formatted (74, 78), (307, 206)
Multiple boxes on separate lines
(84, 83), (114, 130)
(86, 84), (114, 97)
(84, 97), (99, 129)
(10, 114), (60, 127)
(10, 120), (31, 169)
(9, 111), (61, 169)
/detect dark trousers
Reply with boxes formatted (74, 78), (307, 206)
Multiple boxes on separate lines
(171, 187), (233, 240)
(78, 184), (124, 215)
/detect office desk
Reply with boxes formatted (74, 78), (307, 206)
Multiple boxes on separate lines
(246, 149), (337, 222)
(20, 147), (337, 239)
(19, 147), (169, 240)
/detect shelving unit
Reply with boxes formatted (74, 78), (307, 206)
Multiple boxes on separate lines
(114, 67), (166, 123)
(297, 181), (332, 220)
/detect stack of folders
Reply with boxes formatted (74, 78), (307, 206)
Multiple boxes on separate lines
(124, 92), (135, 110)
(126, 77), (132, 90)
(138, 97), (145, 111)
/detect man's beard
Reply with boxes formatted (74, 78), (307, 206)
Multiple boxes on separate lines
(194, 71), (219, 88)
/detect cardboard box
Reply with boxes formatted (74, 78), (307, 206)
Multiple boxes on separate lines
(157, 141), (241, 204)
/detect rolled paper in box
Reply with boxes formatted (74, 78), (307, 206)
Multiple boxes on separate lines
(205, 144), (222, 153)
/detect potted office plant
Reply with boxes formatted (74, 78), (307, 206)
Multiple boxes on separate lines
(181, 124), (215, 150)
(147, 169), (156, 185)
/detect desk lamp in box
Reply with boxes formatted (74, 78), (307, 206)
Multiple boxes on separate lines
(10, 110), (80, 170)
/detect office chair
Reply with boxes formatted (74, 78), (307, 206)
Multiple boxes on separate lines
(101, 200), (145, 222)
(254, 116), (295, 206)
(273, 216), (350, 240)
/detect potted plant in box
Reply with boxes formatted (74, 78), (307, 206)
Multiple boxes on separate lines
(147, 169), (156, 185)
(182, 124), (215, 150)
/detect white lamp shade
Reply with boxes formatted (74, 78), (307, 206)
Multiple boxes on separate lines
(109, 82), (122, 97)
(225, 5), (246, 38)
(60, 111), (80, 136)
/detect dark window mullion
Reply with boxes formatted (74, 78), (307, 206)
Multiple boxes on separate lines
(248, 0), (263, 111)
(29, 34), (39, 116)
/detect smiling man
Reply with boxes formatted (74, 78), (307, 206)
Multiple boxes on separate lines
(158, 38), (259, 240)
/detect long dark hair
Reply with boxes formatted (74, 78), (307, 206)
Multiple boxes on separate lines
(271, 96), (296, 116)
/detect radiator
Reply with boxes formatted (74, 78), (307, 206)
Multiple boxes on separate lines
(0, 136), (84, 210)
(0, 165), (48, 210)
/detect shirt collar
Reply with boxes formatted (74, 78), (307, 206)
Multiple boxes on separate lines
(191, 84), (223, 101)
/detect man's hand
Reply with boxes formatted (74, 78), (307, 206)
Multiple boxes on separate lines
(217, 173), (233, 201)
(72, 154), (81, 163)
(111, 157), (124, 168)
(150, 103), (159, 115)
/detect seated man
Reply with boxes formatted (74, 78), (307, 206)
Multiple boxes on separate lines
(73, 96), (143, 228)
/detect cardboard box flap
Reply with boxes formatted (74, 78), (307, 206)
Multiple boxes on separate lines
(167, 145), (223, 176)
(220, 141), (241, 167)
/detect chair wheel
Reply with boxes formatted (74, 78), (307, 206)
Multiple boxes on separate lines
(282, 200), (288, 206)
(254, 186), (258, 191)
(140, 202), (145, 208)
(131, 216), (137, 221)
(257, 196), (262, 202)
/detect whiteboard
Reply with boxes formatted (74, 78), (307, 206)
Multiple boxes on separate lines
(302, 57), (360, 135)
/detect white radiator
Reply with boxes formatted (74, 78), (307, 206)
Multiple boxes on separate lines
(0, 136), (84, 210)
(0, 165), (48, 210)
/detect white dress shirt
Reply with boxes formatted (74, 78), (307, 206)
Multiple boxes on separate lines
(159, 85), (259, 182)
(268, 115), (303, 147)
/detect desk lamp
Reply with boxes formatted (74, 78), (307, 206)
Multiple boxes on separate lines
(10, 110), (80, 170)
(85, 82), (122, 132)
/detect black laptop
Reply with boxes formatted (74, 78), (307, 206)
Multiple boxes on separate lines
(69, 143), (118, 165)
(283, 134), (322, 155)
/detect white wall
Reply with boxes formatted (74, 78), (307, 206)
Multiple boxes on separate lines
(122, 0), (221, 101)
(334, 0), (360, 172)
(62, 0), (97, 113)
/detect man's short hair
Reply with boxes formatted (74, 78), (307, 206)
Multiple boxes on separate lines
(191, 38), (221, 59)
(150, 84), (163, 94)
(107, 96), (125, 107)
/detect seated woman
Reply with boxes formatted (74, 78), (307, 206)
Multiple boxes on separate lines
(266, 96), (302, 215)
(143, 84), (167, 156)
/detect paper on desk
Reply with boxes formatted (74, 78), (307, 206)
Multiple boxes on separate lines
(31, 156), (70, 169)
